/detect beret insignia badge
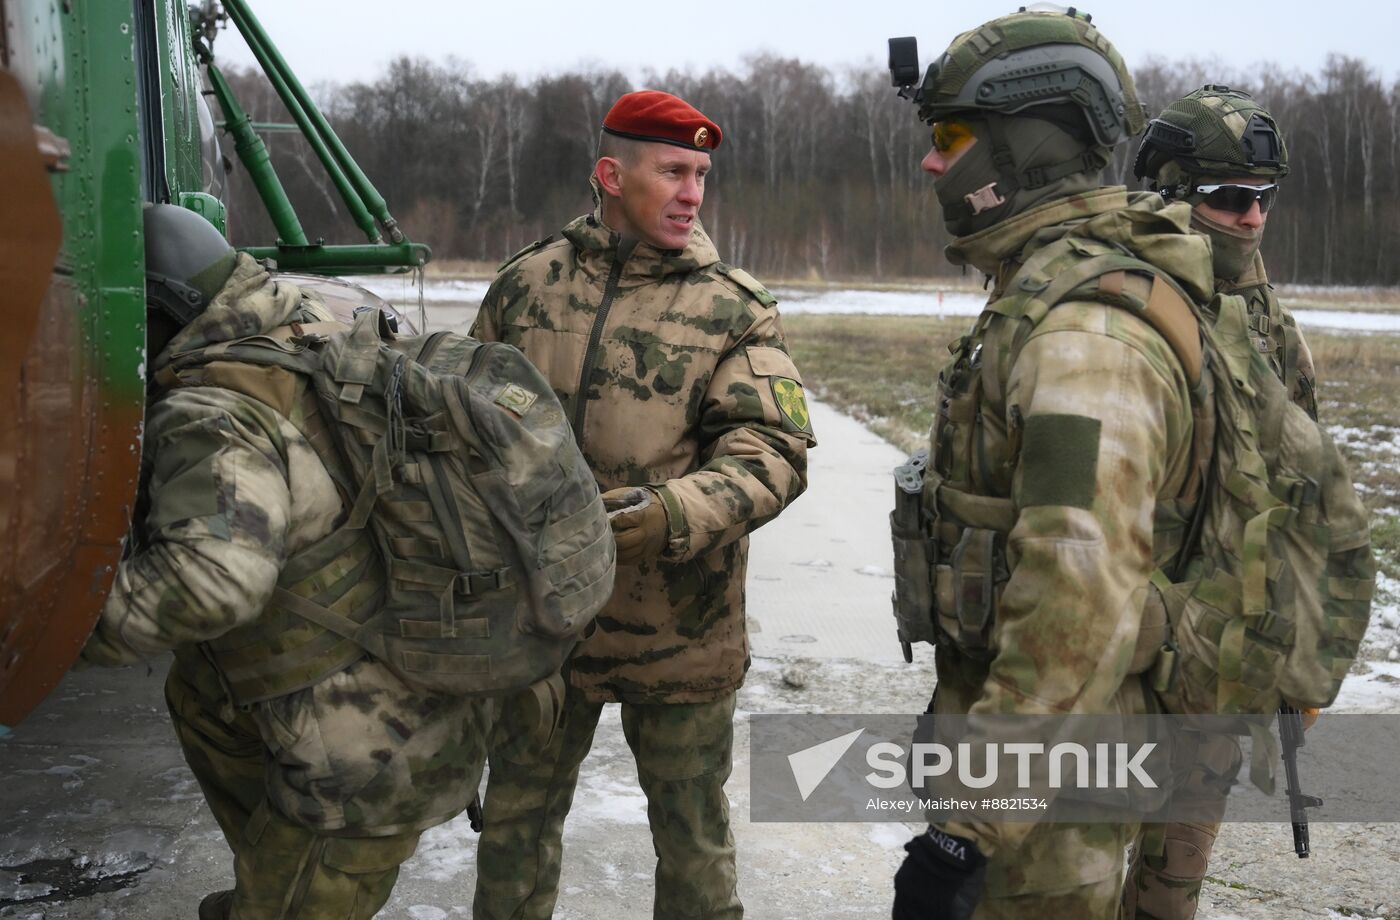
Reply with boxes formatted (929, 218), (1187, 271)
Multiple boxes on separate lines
(694, 126), (709, 148)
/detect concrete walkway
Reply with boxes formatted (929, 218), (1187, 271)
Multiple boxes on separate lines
(748, 400), (913, 666)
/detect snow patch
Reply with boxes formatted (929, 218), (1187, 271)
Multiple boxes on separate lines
(407, 907), (448, 920)
(404, 811), (478, 882)
(867, 824), (911, 851)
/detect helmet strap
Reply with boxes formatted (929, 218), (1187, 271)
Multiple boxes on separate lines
(941, 114), (1109, 222)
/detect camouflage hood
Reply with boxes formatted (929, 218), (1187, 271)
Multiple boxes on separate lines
(562, 201), (721, 288)
(157, 253), (310, 368)
(947, 186), (1215, 306)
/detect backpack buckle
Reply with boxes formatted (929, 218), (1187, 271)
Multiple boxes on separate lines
(455, 569), (510, 596)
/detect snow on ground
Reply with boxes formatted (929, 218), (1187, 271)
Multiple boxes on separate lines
(351, 277), (1400, 333)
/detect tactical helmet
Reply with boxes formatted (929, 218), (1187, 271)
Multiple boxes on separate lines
(1133, 85), (1289, 191)
(916, 7), (1145, 149)
(144, 203), (237, 326)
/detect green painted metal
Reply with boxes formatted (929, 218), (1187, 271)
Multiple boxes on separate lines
(221, 0), (381, 244)
(241, 241), (432, 272)
(179, 191), (228, 236)
(222, 0), (404, 244)
(3, 0), (437, 730)
(205, 61), (309, 246)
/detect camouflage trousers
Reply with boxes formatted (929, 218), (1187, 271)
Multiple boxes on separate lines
(1123, 731), (1242, 919)
(166, 653), (493, 919)
(970, 820), (1140, 919)
(473, 681), (741, 920)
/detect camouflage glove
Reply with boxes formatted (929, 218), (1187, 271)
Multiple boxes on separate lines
(601, 487), (670, 565)
(892, 826), (986, 920)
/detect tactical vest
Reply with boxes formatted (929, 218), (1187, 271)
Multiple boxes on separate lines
(1227, 274), (1317, 418)
(160, 310), (615, 705)
(892, 236), (1373, 723)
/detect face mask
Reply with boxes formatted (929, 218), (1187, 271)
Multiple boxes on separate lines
(1190, 209), (1262, 282)
(934, 116), (1103, 239)
(934, 130), (1008, 238)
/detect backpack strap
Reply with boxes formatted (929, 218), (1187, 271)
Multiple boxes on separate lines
(990, 238), (1204, 388)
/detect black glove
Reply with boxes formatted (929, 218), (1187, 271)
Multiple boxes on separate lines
(892, 826), (986, 920)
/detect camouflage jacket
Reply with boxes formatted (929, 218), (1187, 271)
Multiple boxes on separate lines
(929, 189), (1216, 867)
(472, 209), (814, 704)
(1220, 251), (1318, 417)
(83, 255), (489, 835)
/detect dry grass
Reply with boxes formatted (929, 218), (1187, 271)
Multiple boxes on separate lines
(784, 315), (1400, 575)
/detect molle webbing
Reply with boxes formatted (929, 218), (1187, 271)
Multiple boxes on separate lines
(208, 522), (382, 704)
(162, 327), (388, 705)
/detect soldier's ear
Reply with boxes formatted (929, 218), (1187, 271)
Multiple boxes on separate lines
(594, 157), (625, 199)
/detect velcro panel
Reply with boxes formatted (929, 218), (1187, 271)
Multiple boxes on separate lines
(401, 650), (491, 674)
(390, 536), (444, 558)
(201, 361), (300, 417)
(399, 617), (489, 639)
(1019, 413), (1101, 509)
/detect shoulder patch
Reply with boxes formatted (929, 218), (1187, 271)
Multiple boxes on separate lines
(715, 263), (777, 307)
(496, 236), (557, 273)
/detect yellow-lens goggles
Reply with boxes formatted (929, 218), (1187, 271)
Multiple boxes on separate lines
(931, 119), (977, 157)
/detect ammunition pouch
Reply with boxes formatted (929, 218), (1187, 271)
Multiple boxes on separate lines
(891, 449), (1009, 662)
(934, 526), (1007, 659)
(891, 450), (938, 660)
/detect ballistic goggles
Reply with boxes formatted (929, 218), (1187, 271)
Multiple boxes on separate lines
(1193, 182), (1279, 214)
(931, 119), (977, 158)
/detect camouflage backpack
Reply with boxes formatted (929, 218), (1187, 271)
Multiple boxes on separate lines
(893, 234), (1374, 718)
(159, 309), (615, 700)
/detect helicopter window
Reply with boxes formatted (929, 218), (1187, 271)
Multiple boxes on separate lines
(196, 85), (227, 202)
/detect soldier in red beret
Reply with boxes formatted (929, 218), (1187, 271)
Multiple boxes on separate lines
(470, 89), (814, 919)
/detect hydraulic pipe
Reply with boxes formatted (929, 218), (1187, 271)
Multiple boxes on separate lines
(221, 0), (381, 243)
(240, 242), (432, 272)
(205, 64), (308, 246)
(223, 0), (404, 243)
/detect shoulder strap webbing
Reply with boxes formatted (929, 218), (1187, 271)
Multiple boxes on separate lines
(989, 238), (1204, 387)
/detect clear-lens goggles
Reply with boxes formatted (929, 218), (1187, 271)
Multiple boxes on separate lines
(1195, 182), (1279, 215)
(931, 119), (977, 157)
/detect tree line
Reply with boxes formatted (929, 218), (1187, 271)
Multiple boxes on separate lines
(218, 53), (1399, 286)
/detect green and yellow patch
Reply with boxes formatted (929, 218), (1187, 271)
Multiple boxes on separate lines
(771, 377), (812, 433)
(494, 382), (538, 416)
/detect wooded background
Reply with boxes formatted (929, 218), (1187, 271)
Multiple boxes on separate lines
(219, 54), (1398, 285)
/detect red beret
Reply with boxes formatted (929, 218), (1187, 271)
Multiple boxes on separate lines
(602, 90), (722, 152)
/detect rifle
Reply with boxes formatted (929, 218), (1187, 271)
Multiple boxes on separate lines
(1277, 705), (1323, 858)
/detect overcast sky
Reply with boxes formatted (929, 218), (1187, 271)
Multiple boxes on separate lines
(214, 0), (1398, 89)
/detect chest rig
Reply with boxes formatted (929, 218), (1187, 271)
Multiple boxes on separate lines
(1228, 279), (1317, 418)
(891, 235), (1206, 666)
